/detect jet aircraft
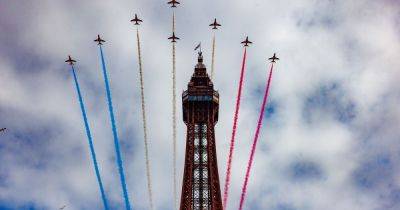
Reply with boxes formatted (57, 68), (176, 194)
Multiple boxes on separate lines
(94, 35), (105, 45)
(241, 36), (252, 47)
(65, 56), (76, 65)
(209, 18), (221, 29)
(131, 14), (143, 25)
(167, 0), (180, 7)
(168, 32), (180, 43)
(269, 53), (279, 63)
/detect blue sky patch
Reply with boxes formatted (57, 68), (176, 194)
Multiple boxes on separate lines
(303, 82), (357, 124)
(289, 160), (324, 182)
(353, 154), (394, 190)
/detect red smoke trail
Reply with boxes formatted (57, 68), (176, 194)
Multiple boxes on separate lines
(238, 63), (275, 210)
(223, 47), (247, 209)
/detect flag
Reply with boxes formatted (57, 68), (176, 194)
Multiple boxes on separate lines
(194, 42), (201, 51)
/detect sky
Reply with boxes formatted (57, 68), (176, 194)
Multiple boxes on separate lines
(0, 0), (400, 209)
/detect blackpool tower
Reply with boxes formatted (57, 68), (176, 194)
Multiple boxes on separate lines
(180, 52), (223, 210)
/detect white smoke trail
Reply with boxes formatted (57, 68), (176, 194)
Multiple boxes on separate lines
(136, 27), (154, 210)
(172, 10), (178, 210)
(211, 33), (216, 80)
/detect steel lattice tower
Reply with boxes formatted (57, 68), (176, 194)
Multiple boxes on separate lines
(180, 52), (223, 210)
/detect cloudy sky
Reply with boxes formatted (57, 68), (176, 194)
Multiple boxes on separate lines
(1, 0), (400, 209)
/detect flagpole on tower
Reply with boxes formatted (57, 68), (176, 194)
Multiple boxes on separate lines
(194, 42), (202, 53)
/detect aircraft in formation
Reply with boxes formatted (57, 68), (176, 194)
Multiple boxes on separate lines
(66, 7), (278, 67)
(0, 128), (5, 133)
(59, 205), (67, 210)
(269, 53), (279, 63)
(94, 34), (105, 45)
(65, 56), (76, 65)
(241, 36), (253, 47)
(131, 14), (143, 25)
(167, 0), (180, 7)
(168, 32), (180, 43)
(209, 18), (221, 29)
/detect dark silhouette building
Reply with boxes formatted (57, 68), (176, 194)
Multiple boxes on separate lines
(180, 52), (223, 210)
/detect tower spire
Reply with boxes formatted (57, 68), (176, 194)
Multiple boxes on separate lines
(198, 51), (203, 63)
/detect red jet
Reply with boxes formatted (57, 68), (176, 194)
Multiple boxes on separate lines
(167, 0), (180, 7)
(94, 34), (106, 45)
(131, 14), (143, 25)
(209, 18), (221, 29)
(65, 55), (76, 65)
(241, 36), (252, 47)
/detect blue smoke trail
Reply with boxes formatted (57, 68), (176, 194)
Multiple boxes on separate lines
(71, 66), (109, 210)
(98, 45), (132, 210)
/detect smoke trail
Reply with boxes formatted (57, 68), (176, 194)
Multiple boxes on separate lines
(71, 66), (109, 210)
(135, 27), (154, 210)
(98, 46), (132, 210)
(172, 42), (177, 209)
(211, 33), (216, 80)
(238, 63), (275, 210)
(172, 11), (176, 32)
(223, 48), (247, 209)
(171, 10), (178, 210)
